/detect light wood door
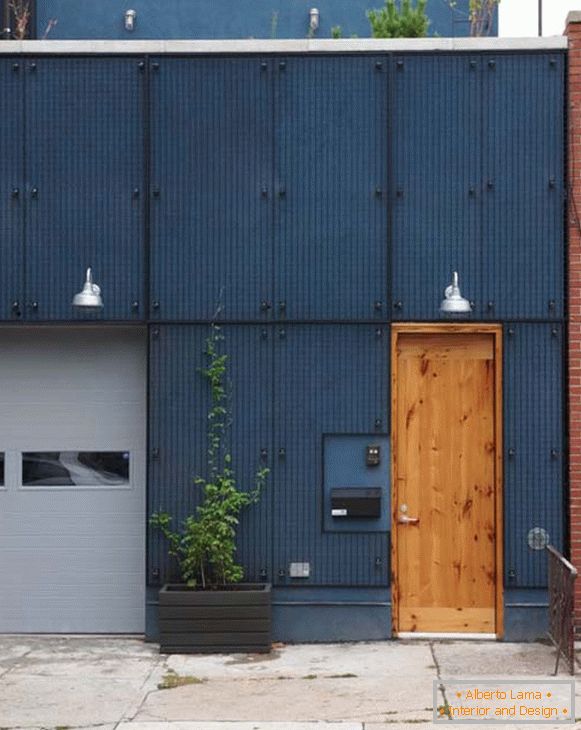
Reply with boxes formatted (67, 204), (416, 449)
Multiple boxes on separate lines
(392, 327), (502, 635)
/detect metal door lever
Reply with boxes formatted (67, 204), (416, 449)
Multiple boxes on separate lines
(397, 515), (420, 525)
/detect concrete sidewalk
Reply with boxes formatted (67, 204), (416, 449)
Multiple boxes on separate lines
(0, 636), (579, 729)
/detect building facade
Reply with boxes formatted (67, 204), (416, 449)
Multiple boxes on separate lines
(5, 0), (493, 41)
(0, 34), (565, 642)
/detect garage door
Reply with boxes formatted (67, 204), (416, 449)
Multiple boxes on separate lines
(0, 327), (146, 633)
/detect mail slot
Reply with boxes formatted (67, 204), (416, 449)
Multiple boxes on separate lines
(331, 487), (382, 518)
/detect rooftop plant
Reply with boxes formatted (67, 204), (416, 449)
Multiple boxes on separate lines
(367, 0), (430, 38)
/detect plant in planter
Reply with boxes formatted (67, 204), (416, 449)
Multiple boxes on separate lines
(151, 326), (270, 654)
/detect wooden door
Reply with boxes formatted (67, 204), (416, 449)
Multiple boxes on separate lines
(392, 325), (502, 636)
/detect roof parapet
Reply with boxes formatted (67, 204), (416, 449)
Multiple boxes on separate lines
(0, 36), (568, 55)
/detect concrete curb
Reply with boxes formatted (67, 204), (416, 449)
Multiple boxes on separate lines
(117, 720), (363, 730)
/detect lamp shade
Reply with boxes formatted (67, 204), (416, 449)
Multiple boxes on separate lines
(440, 271), (471, 314)
(72, 268), (103, 309)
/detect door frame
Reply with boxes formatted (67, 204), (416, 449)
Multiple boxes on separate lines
(390, 323), (504, 638)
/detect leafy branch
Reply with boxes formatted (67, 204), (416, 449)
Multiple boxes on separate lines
(468, 0), (499, 37)
(448, 0), (500, 37)
(9, 0), (30, 39)
(3, 1), (57, 39)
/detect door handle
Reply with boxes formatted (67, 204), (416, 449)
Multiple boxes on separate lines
(398, 515), (420, 525)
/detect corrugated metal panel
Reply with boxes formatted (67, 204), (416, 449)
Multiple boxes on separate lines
(150, 57), (273, 321)
(222, 325), (274, 581)
(148, 324), (273, 585)
(392, 52), (564, 323)
(273, 324), (389, 586)
(148, 325), (209, 584)
(0, 59), (24, 321)
(24, 57), (145, 321)
(274, 55), (389, 321)
(392, 54), (483, 320)
(482, 54), (564, 320)
(503, 323), (563, 588)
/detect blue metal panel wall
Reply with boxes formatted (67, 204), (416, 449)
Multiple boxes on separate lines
(392, 52), (565, 322)
(482, 55), (564, 320)
(503, 323), (564, 588)
(222, 325), (274, 581)
(273, 325), (389, 586)
(36, 0), (483, 41)
(148, 325), (209, 583)
(150, 57), (273, 321)
(24, 57), (145, 321)
(272, 587), (391, 642)
(274, 56), (388, 320)
(0, 59), (24, 321)
(148, 325), (273, 585)
(391, 54), (483, 320)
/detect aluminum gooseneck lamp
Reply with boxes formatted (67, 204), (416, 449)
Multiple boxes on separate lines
(124, 9), (137, 32)
(309, 8), (320, 33)
(440, 271), (472, 314)
(72, 267), (103, 309)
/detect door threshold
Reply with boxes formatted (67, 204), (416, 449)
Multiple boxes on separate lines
(396, 632), (497, 640)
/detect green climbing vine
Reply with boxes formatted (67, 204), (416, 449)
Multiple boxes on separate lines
(150, 325), (269, 588)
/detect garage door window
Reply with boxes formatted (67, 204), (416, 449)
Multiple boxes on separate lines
(22, 451), (130, 487)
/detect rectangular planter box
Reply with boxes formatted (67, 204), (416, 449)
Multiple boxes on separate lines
(158, 583), (271, 654)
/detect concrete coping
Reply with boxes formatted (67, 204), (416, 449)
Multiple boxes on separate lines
(0, 36), (568, 55)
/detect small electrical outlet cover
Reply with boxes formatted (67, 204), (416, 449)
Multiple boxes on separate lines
(289, 562), (310, 578)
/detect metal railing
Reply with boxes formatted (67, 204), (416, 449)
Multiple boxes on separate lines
(547, 545), (577, 675)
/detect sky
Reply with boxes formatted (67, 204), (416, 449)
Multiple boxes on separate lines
(499, 0), (578, 36)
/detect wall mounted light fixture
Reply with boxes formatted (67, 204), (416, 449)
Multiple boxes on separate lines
(309, 8), (320, 33)
(440, 271), (472, 314)
(72, 268), (103, 309)
(124, 9), (137, 32)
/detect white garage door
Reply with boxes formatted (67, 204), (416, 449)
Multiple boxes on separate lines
(0, 327), (146, 633)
